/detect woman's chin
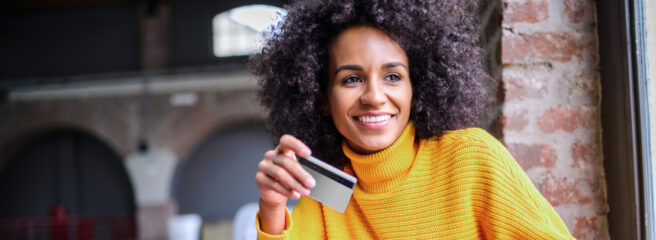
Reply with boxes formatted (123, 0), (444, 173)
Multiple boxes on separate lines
(347, 138), (393, 154)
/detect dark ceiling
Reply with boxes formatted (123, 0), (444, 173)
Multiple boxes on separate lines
(0, 0), (288, 91)
(2, 0), (151, 10)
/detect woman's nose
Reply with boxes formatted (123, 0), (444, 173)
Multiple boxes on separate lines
(360, 79), (386, 106)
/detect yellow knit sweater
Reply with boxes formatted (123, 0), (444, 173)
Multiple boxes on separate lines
(257, 123), (574, 239)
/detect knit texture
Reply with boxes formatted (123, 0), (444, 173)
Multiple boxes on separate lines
(256, 123), (574, 239)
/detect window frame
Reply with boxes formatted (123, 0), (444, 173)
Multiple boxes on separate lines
(168, 0), (289, 69)
(598, 0), (653, 238)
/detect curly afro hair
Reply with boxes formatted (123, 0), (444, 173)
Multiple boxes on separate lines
(250, 0), (491, 168)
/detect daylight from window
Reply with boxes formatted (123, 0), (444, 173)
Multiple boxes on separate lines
(644, 0), (656, 237)
(212, 5), (286, 57)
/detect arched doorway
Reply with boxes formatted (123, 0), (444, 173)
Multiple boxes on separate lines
(0, 129), (136, 239)
(173, 121), (273, 221)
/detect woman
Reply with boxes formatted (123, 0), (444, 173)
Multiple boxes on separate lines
(251, 0), (575, 239)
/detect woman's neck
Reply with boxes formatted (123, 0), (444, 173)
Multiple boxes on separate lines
(343, 122), (418, 193)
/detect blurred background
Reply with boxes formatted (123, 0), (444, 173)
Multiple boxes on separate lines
(0, 0), (297, 239)
(1, 0), (653, 239)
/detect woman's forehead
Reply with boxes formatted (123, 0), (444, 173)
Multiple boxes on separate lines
(329, 26), (408, 68)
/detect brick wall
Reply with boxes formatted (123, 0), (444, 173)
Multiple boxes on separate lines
(501, 0), (609, 239)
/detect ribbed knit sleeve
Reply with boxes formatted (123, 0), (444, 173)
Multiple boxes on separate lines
(256, 197), (326, 240)
(442, 128), (573, 239)
(255, 207), (292, 240)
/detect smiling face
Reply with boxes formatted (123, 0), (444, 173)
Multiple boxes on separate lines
(326, 25), (413, 154)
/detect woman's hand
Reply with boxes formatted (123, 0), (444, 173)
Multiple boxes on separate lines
(255, 134), (316, 234)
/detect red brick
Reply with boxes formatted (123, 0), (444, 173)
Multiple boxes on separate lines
(501, 75), (547, 101)
(542, 177), (599, 206)
(537, 105), (593, 133)
(507, 143), (556, 171)
(537, 105), (580, 133)
(503, 0), (549, 25)
(572, 142), (595, 168)
(502, 32), (587, 64)
(540, 143), (556, 170)
(501, 110), (528, 131)
(508, 143), (540, 171)
(565, 0), (594, 24)
(573, 216), (599, 240)
(501, 76), (527, 101)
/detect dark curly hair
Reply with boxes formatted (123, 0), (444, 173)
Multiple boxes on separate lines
(250, 0), (490, 168)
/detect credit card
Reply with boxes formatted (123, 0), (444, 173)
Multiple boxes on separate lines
(298, 155), (357, 213)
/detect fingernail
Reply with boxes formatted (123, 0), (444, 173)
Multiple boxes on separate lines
(302, 149), (311, 156)
(300, 188), (310, 196)
(292, 191), (300, 199)
(306, 178), (316, 188)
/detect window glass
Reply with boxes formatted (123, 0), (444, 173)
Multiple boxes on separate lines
(212, 4), (286, 57)
(643, 0), (656, 237)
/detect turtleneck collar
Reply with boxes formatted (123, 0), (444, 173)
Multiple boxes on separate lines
(342, 122), (418, 193)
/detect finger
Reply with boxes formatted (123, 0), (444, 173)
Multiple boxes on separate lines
(255, 172), (300, 200)
(263, 160), (310, 196)
(264, 150), (276, 160)
(271, 154), (284, 165)
(272, 154), (315, 189)
(278, 135), (312, 158)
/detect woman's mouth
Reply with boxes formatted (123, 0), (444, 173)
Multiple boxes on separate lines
(353, 114), (395, 129)
(357, 114), (392, 123)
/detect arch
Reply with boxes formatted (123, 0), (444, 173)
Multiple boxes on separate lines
(0, 127), (136, 237)
(172, 120), (273, 220)
(177, 114), (267, 163)
(0, 122), (127, 171)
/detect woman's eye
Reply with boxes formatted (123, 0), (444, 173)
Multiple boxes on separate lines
(385, 73), (401, 82)
(342, 76), (362, 84)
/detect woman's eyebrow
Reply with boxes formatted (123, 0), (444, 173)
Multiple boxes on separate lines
(334, 64), (363, 75)
(334, 62), (407, 75)
(382, 62), (407, 70)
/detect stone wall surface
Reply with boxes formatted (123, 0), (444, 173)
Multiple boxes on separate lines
(501, 0), (608, 239)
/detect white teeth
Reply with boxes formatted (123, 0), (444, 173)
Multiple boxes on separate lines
(357, 115), (391, 123)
